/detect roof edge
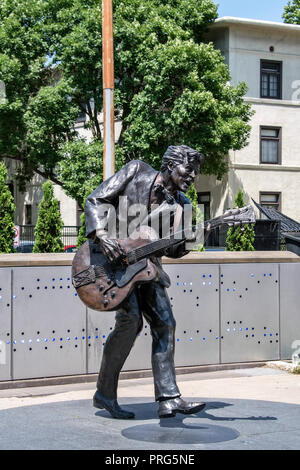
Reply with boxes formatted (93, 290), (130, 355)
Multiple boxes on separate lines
(213, 17), (300, 32)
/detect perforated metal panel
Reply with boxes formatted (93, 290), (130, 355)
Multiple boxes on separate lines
(122, 324), (152, 371)
(0, 259), (298, 383)
(220, 264), (280, 363)
(88, 264), (220, 372)
(87, 308), (152, 373)
(165, 264), (220, 367)
(12, 267), (86, 380)
(0, 268), (12, 380)
(279, 263), (300, 360)
(87, 309), (106, 374)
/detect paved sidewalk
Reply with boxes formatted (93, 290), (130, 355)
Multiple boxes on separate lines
(1, 366), (300, 450)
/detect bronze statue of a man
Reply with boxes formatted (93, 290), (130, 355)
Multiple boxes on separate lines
(84, 145), (206, 419)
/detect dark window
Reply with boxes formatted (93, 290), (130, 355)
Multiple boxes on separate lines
(25, 204), (32, 225)
(259, 192), (281, 218)
(198, 192), (211, 221)
(260, 61), (282, 99)
(77, 202), (83, 226)
(260, 127), (281, 164)
(8, 182), (14, 198)
(76, 103), (87, 123)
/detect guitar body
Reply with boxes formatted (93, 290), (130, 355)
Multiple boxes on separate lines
(72, 205), (256, 312)
(72, 239), (159, 312)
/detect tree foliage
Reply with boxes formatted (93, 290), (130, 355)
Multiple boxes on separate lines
(0, 162), (15, 253)
(76, 212), (87, 248)
(186, 183), (198, 221)
(75, 187), (95, 248)
(226, 189), (255, 252)
(0, 0), (253, 203)
(33, 181), (64, 252)
(283, 0), (300, 23)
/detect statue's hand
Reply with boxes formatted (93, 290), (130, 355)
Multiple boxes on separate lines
(94, 230), (126, 264)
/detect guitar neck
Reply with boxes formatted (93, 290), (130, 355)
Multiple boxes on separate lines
(126, 216), (223, 264)
(126, 205), (255, 263)
(127, 236), (181, 264)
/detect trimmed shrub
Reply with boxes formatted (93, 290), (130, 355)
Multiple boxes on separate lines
(33, 181), (64, 253)
(0, 162), (15, 253)
(226, 189), (255, 251)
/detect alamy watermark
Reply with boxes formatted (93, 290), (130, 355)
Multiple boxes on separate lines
(0, 80), (6, 104)
(291, 339), (300, 367)
(291, 80), (300, 101)
(90, 197), (206, 249)
(0, 340), (6, 366)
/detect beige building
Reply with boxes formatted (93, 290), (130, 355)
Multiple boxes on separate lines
(195, 17), (300, 223)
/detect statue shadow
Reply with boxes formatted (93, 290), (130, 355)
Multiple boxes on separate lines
(95, 400), (277, 445)
(95, 400), (277, 424)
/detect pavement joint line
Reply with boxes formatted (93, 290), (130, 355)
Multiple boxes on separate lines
(0, 361), (270, 390)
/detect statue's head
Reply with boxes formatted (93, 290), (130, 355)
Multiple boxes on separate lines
(161, 145), (204, 193)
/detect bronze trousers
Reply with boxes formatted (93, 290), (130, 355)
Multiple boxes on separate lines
(97, 281), (181, 401)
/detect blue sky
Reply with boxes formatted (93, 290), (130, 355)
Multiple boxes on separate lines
(216, 0), (288, 23)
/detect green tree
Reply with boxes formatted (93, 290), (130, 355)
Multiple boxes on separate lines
(76, 212), (87, 248)
(283, 0), (300, 23)
(186, 183), (205, 251)
(226, 189), (255, 251)
(0, 0), (253, 204)
(0, 162), (15, 252)
(186, 183), (198, 221)
(33, 181), (64, 252)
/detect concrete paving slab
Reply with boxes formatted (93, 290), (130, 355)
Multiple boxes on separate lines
(0, 367), (299, 450)
(0, 396), (300, 450)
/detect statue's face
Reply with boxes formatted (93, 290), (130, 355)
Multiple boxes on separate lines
(169, 160), (200, 192)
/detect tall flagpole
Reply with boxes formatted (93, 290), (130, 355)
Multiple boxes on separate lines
(102, 0), (115, 180)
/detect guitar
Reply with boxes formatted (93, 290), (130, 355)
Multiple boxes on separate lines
(72, 205), (255, 312)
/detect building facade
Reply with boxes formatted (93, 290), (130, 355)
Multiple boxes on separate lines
(195, 17), (300, 223)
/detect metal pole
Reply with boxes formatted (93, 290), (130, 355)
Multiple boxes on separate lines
(102, 0), (115, 180)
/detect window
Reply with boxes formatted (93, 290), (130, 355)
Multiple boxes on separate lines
(259, 192), (281, 217)
(260, 60), (282, 99)
(8, 182), (14, 198)
(76, 103), (87, 123)
(198, 192), (211, 221)
(260, 127), (281, 164)
(77, 202), (83, 227)
(25, 204), (32, 225)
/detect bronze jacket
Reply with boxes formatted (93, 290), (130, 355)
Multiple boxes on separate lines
(84, 159), (191, 258)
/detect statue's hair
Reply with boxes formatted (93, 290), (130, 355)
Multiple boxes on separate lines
(161, 145), (204, 172)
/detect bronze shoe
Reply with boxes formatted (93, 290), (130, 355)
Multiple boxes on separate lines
(93, 391), (135, 419)
(158, 397), (206, 418)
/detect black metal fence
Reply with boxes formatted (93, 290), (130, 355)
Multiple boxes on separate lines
(19, 225), (80, 247)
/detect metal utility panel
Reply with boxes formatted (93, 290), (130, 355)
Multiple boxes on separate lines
(87, 308), (152, 374)
(88, 264), (220, 373)
(12, 267), (86, 380)
(87, 308), (109, 374)
(165, 264), (220, 367)
(122, 324), (152, 372)
(279, 263), (300, 360)
(0, 269), (12, 380)
(220, 264), (280, 363)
